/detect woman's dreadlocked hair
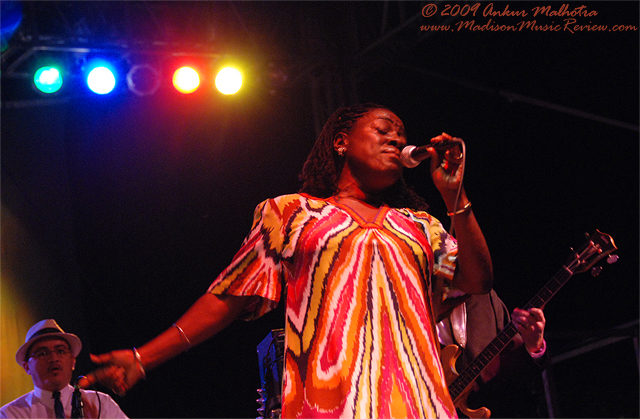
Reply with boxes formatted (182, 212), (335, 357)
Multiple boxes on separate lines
(298, 103), (430, 211)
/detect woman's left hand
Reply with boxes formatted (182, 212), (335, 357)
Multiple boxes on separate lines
(428, 132), (464, 198)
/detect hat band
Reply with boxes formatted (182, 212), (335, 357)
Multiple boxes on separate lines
(27, 327), (64, 342)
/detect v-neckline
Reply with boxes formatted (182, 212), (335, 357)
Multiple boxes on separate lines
(328, 196), (390, 228)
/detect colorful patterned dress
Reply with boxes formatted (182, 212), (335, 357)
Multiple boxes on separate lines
(208, 193), (458, 418)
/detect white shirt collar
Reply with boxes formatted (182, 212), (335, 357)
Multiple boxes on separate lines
(33, 384), (73, 406)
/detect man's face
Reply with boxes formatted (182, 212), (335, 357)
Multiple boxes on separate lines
(22, 337), (76, 391)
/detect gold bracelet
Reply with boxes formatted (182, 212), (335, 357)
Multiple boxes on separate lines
(173, 323), (192, 351)
(447, 201), (472, 216)
(132, 347), (146, 379)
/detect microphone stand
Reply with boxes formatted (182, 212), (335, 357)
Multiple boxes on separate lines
(71, 376), (85, 419)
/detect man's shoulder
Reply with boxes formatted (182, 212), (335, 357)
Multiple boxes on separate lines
(1, 391), (35, 417)
(78, 389), (128, 418)
(79, 388), (117, 403)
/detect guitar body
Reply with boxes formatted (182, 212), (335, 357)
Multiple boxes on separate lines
(441, 345), (491, 418)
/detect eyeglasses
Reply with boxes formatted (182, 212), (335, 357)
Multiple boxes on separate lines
(29, 348), (71, 360)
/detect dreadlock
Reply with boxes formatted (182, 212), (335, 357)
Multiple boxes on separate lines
(298, 103), (430, 211)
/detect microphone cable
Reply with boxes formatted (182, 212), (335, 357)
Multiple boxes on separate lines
(446, 138), (466, 236)
(73, 375), (103, 419)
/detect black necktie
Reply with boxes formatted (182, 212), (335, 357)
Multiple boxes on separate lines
(52, 391), (65, 419)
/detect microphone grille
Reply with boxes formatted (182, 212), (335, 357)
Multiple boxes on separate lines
(400, 145), (419, 168)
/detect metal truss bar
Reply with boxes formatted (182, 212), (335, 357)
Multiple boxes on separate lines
(549, 319), (639, 365)
(551, 334), (634, 364)
(398, 64), (639, 133)
(355, 8), (422, 59)
(499, 91), (639, 133)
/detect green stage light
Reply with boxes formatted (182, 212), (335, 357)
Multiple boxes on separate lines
(33, 66), (63, 94)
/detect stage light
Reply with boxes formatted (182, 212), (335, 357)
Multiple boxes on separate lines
(86, 65), (117, 95)
(19, 49), (261, 99)
(127, 64), (160, 97)
(172, 66), (200, 94)
(33, 66), (63, 94)
(215, 67), (242, 95)
(1, 0), (23, 53)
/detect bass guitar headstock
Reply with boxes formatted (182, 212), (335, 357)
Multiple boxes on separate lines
(567, 230), (618, 275)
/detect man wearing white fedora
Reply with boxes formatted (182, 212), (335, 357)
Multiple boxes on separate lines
(1, 319), (128, 418)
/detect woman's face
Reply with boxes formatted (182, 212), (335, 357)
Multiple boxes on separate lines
(336, 108), (408, 192)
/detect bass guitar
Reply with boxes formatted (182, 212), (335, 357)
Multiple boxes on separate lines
(442, 230), (618, 418)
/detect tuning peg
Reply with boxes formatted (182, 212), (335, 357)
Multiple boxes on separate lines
(607, 254), (619, 264)
(568, 247), (578, 259)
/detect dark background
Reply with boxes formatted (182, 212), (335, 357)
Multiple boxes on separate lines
(2, 1), (638, 418)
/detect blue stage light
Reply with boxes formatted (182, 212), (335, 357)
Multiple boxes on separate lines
(87, 66), (116, 94)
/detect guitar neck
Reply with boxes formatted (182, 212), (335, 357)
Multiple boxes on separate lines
(448, 266), (574, 400)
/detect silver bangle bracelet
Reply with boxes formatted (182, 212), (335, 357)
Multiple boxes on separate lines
(447, 201), (472, 216)
(132, 347), (146, 379)
(173, 323), (192, 351)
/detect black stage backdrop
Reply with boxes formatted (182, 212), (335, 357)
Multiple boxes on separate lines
(2, 2), (638, 418)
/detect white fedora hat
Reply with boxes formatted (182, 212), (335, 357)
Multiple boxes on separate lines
(16, 319), (82, 365)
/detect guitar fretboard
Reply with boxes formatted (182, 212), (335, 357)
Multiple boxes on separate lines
(448, 266), (574, 400)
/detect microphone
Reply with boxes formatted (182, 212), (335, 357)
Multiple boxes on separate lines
(400, 138), (462, 168)
(72, 377), (85, 419)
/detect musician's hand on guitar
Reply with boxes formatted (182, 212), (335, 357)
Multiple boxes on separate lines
(512, 307), (545, 354)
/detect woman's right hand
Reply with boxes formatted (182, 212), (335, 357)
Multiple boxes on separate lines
(79, 349), (146, 396)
